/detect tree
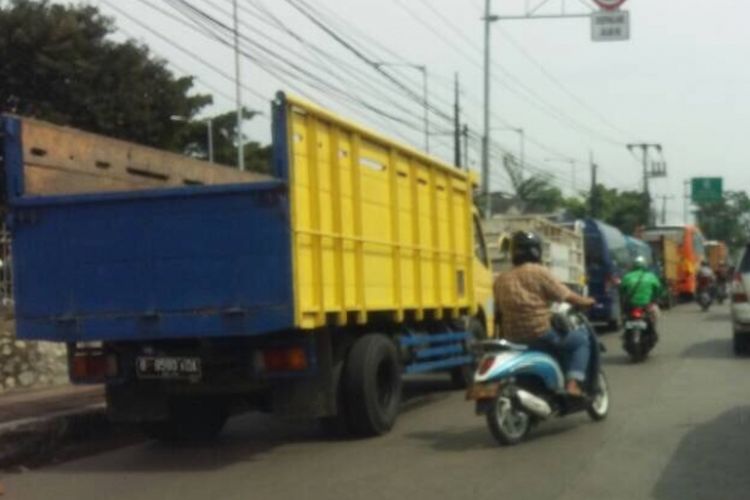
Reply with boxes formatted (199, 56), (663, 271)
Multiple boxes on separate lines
(181, 108), (272, 174)
(0, 0), (211, 150)
(695, 191), (750, 251)
(564, 185), (649, 235)
(500, 154), (565, 214)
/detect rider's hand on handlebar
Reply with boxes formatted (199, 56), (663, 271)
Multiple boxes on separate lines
(578, 296), (596, 309)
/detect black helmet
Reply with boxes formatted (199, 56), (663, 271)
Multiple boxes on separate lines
(511, 231), (543, 266)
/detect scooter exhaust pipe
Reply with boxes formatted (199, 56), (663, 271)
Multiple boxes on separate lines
(516, 389), (553, 419)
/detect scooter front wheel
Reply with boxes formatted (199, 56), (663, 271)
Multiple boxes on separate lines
(486, 390), (531, 446)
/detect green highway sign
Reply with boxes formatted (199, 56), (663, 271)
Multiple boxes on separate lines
(691, 177), (723, 203)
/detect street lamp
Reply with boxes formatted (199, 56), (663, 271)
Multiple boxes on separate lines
(170, 115), (214, 163)
(482, 0), (500, 218)
(374, 62), (429, 153)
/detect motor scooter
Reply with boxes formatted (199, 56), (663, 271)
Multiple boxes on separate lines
(466, 305), (610, 446)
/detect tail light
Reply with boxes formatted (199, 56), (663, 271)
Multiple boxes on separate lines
(69, 346), (118, 383)
(257, 346), (309, 373)
(630, 308), (645, 319)
(733, 272), (748, 303)
(478, 356), (496, 376)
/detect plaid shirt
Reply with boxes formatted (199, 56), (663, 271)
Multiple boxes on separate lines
(494, 263), (572, 342)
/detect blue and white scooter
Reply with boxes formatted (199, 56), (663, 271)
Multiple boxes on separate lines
(466, 304), (610, 446)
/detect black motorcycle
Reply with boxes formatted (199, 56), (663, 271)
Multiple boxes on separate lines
(623, 305), (657, 362)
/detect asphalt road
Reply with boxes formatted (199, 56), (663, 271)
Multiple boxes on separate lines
(5, 304), (750, 500)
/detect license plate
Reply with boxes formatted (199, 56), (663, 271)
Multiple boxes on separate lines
(466, 382), (500, 401)
(625, 320), (647, 329)
(136, 356), (201, 380)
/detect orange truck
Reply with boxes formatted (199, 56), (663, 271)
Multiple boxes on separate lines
(705, 241), (729, 271)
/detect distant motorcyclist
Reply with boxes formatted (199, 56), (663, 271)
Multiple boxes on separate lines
(621, 256), (663, 310)
(697, 260), (716, 291)
(493, 231), (595, 397)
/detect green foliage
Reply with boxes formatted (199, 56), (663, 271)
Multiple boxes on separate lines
(501, 154), (565, 214)
(564, 185), (649, 235)
(0, 0), (211, 149)
(514, 175), (565, 214)
(181, 108), (272, 174)
(695, 191), (750, 251)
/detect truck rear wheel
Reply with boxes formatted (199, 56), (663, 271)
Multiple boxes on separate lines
(141, 397), (229, 443)
(450, 317), (486, 389)
(344, 334), (402, 436)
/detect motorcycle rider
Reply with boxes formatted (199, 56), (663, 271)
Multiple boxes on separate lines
(715, 260), (730, 298)
(493, 231), (595, 397)
(697, 260), (716, 297)
(620, 256), (663, 339)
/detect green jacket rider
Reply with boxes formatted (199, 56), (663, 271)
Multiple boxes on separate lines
(620, 256), (663, 308)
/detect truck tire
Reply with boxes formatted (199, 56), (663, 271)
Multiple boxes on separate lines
(450, 317), (486, 389)
(343, 334), (402, 437)
(141, 397), (229, 443)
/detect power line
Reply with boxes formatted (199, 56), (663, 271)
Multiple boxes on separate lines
(393, 0), (626, 147)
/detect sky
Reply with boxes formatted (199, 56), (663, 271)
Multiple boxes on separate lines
(61, 0), (750, 224)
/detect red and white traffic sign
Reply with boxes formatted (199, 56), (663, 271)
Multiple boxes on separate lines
(592, 0), (627, 10)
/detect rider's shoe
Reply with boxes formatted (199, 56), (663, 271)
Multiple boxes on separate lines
(565, 380), (584, 398)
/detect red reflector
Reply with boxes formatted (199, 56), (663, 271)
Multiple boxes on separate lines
(261, 347), (308, 372)
(70, 352), (117, 382)
(631, 308), (645, 319)
(478, 356), (495, 376)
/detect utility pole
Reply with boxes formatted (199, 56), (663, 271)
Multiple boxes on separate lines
(482, 0), (498, 218)
(233, 0), (245, 171)
(589, 151), (599, 217)
(655, 195), (675, 225)
(454, 73), (461, 168)
(627, 143), (666, 226)
(462, 125), (470, 171)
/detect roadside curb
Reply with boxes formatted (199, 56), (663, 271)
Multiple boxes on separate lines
(0, 403), (107, 468)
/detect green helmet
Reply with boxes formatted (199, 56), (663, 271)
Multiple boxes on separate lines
(633, 255), (647, 269)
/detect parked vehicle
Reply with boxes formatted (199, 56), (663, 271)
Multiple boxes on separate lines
(622, 305), (657, 362)
(1, 94), (496, 440)
(484, 215), (586, 294)
(583, 219), (632, 330)
(466, 304), (609, 446)
(642, 226), (706, 299)
(731, 244), (750, 354)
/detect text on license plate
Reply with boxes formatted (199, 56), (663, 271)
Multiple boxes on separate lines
(136, 357), (201, 379)
(625, 320), (647, 329)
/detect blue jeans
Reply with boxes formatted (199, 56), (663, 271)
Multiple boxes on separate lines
(533, 327), (591, 382)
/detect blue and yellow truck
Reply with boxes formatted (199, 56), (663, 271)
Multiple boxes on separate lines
(1, 93), (494, 440)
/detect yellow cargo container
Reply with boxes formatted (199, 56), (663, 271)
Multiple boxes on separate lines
(283, 94), (494, 332)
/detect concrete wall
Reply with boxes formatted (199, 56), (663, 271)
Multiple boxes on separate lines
(0, 318), (68, 393)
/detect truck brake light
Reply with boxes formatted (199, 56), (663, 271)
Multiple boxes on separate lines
(258, 347), (308, 373)
(70, 350), (118, 383)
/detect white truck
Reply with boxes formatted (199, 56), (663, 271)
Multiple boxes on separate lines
(483, 215), (587, 293)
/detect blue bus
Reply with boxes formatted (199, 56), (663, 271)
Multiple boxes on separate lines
(583, 219), (632, 329)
